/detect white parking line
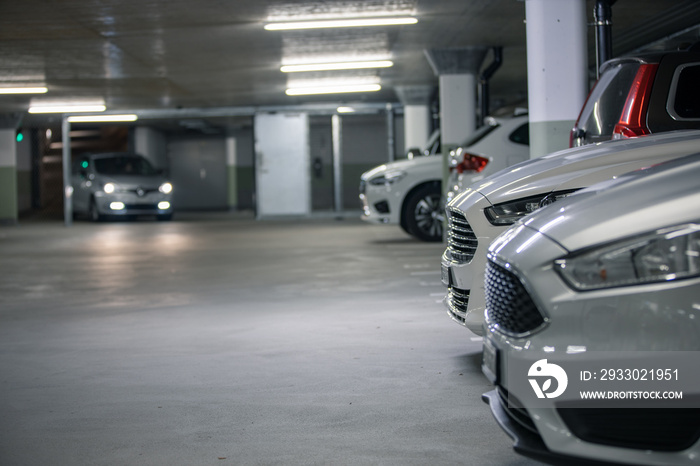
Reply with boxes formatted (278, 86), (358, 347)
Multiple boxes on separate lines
(419, 281), (443, 287)
(403, 263), (433, 269)
(410, 270), (440, 276)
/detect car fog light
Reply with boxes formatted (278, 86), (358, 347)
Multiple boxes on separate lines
(110, 201), (125, 210)
(158, 201), (171, 210)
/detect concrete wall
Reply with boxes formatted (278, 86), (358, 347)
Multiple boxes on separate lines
(228, 127), (254, 211)
(134, 127), (168, 169)
(340, 113), (394, 209)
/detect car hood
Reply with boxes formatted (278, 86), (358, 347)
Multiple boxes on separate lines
(99, 174), (167, 187)
(471, 130), (700, 204)
(520, 152), (700, 252)
(361, 154), (441, 180)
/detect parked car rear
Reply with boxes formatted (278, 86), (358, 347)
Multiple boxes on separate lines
(571, 44), (700, 146)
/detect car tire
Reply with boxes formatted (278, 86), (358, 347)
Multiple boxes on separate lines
(89, 199), (104, 222)
(403, 182), (444, 242)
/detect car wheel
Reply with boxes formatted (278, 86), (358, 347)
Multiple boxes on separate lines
(403, 183), (444, 242)
(89, 199), (104, 222)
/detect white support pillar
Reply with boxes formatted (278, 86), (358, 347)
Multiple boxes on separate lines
(62, 117), (72, 226)
(404, 105), (431, 151)
(331, 114), (343, 215)
(438, 74), (477, 147)
(425, 47), (487, 149)
(386, 104), (396, 162)
(526, 0), (588, 158)
(226, 136), (238, 210)
(395, 85), (435, 154)
(425, 47), (487, 192)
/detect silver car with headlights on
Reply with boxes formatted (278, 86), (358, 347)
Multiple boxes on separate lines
(481, 153), (700, 465)
(442, 130), (700, 334)
(71, 152), (174, 221)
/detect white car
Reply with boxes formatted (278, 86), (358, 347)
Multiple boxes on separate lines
(482, 153), (700, 465)
(359, 114), (529, 241)
(442, 130), (700, 334)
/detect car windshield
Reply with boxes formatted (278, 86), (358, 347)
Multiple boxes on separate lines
(462, 120), (500, 147)
(576, 62), (641, 144)
(93, 155), (158, 176)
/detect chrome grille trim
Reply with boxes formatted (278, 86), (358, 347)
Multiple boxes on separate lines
(446, 286), (469, 326)
(447, 208), (478, 263)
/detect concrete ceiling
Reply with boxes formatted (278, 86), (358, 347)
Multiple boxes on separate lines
(2, 0), (700, 124)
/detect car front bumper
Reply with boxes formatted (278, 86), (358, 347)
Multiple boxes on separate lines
(359, 184), (404, 226)
(483, 225), (700, 465)
(94, 191), (173, 216)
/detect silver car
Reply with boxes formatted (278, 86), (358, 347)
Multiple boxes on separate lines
(481, 153), (700, 465)
(71, 152), (174, 221)
(441, 130), (700, 334)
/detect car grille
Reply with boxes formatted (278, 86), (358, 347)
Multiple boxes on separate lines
(123, 203), (160, 210)
(126, 187), (159, 197)
(446, 208), (478, 263)
(446, 286), (469, 324)
(557, 407), (700, 451)
(484, 260), (546, 336)
(374, 200), (390, 214)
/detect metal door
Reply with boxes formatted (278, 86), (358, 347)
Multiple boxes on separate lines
(254, 113), (310, 218)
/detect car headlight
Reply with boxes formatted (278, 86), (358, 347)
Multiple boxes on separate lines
(555, 223), (700, 291)
(103, 182), (116, 194)
(484, 190), (577, 225)
(368, 171), (406, 186)
(159, 182), (173, 194)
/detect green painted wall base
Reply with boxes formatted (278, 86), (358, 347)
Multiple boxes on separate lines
(529, 120), (575, 158)
(17, 169), (31, 213)
(0, 166), (18, 222)
(227, 166), (238, 209)
(235, 166), (255, 210)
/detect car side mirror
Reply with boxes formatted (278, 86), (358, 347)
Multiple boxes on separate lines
(570, 128), (586, 146)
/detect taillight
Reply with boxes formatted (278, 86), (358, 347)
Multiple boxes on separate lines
(452, 153), (489, 174)
(613, 63), (658, 139)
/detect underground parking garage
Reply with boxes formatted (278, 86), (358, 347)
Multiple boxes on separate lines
(0, 214), (535, 465)
(3, 1), (700, 465)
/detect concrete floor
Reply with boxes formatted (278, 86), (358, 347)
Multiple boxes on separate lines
(0, 213), (538, 466)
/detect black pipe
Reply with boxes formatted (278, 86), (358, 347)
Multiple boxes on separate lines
(479, 46), (503, 125)
(594, 0), (616, 77)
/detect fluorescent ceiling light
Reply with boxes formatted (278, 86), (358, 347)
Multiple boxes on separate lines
(286, 84), (381, 96)
(281, 60), (393, 73)
(0, 87), (48, 95)
(337, 107), (356, 113)
(68, 114), (138, 123)
(29, 105), (107, 114)
(265, 17), (417, 31)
